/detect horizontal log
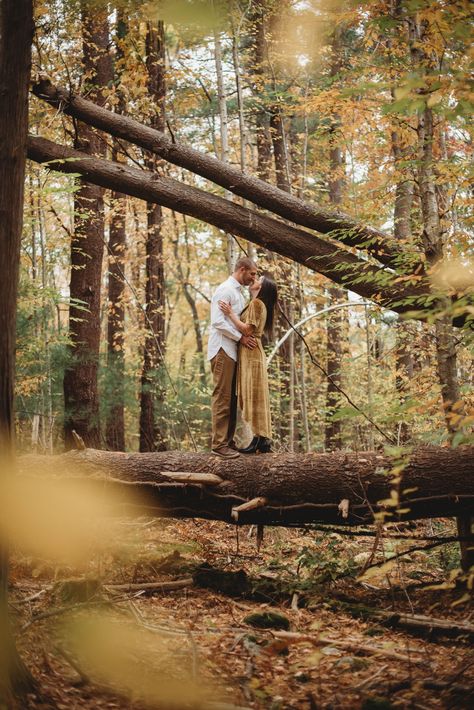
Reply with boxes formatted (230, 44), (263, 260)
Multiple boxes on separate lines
(32, 78), (410, 270)
(370, 610), (474, 641)
(19, 446), (474, 526)
(27, 135), (432, 317)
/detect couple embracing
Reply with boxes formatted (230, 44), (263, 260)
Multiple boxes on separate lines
(207, 257), (278, 459)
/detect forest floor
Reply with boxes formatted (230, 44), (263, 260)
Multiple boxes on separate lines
(9, 517), (474, 710)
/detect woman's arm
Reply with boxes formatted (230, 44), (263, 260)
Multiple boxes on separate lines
(218, 300), (255, 336)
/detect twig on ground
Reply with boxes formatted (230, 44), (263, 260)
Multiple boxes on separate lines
(105, 577), (193, 593)
(272, 630), (424, 664)
(16, 589), (48, 605)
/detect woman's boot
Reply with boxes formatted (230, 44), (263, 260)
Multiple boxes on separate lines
(256, 437), (272, 453)
(238, 436), (259, 454)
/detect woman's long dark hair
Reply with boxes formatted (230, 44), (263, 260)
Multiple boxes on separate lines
(257, 274), (278, 337)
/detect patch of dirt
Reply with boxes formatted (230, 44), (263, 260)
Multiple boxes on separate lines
(8, 518), (474, 709)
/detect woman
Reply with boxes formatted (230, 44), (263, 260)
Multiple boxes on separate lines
(219, 274), (278, 454)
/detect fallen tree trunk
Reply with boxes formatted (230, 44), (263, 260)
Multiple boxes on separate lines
(19, 446), (474, 526)
(27, 135), (431, 317)
(31, 78), (409, 270)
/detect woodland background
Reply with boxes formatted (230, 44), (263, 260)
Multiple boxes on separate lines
(19, 0), (473, 457)
(1, 1), (473, 707)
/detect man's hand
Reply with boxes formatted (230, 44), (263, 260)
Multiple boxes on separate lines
(241, 334), (257, 349)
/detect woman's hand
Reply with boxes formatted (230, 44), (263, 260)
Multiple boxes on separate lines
(218, 300), (233, 316)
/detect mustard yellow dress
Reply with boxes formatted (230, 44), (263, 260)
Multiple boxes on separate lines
(237, 299), (272, 439)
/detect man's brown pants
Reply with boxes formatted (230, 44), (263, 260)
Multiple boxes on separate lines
(210, 348), (237, 450)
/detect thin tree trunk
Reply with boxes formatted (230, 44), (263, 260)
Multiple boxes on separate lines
(106, 13), (128, 452)
(269, 108), (296, 449)
(0, 0), (36, 699)
(231, 16), (255, 259)
(324, 26), (347, 451)
(325, 285), (344, 450)
(171, 213), (207, 381)
(389, 0), (417, 445)
(63, 4), (111, 449)
(139, 20), (167, 452)
(37, 182), (54, 453)
(250, 0), (273, 184)
(392, 123), (415, 444)
(325, 101), (346, 450)
(417, 104), (460, 429)
(213, 29), (236, 270)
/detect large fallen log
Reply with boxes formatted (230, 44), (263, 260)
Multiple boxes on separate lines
(27, 135), (431, 317)
(31, 78), (408, 270)
(19, 446), (474, 526)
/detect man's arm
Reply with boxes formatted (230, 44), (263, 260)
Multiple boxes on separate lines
(210, 287), (242, 342)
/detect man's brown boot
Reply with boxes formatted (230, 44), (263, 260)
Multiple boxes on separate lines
(211, 446), (240, 459)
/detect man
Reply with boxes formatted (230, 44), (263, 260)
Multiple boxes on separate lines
(208, 257), (258, 458)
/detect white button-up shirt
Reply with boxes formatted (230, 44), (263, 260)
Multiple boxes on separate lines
(207, 276), (245, 362)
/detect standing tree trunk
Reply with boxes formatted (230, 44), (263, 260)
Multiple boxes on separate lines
(410, 13), (472, 569)
(63, 3), (111, 449)
(171, 212), (207, 382)
(214, 29), (236, 270)
(325, 30), (346, 451)
(0, 0), (36, 699)
(139, 20), (167, 452)
(269, 106), (296, 448)
(324, 136), (345, 450)
(391, 115), (415, 445)
(250, 0), (272, 184)
(418, 104), (471, 570)
(106, 13), (128, 451)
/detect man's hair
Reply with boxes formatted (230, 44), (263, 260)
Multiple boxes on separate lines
(234, 257), (257, 272)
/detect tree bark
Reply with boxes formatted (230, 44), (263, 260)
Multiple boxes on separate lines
(213, 28), (236, 270)
(106, 12), (128, 452)
(410, 13), (472, 570)
(0, 0), (36, 699)
(139, 21), (167, 453)
(325, 285), (345, 450)
(325, 67), (346, 450)
(63, 5), (112, 449)
(171, 213), (207, 381)
(27, 135), (438, 322)
(31, 79), (410, 270)
(18, 446), (474, 527)
(391, 116), (415, 445)
(249, 0), (273, 184)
